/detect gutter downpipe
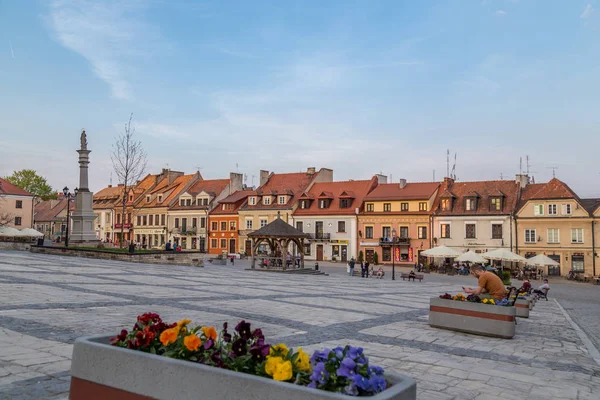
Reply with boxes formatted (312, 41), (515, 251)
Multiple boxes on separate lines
(592, 220), (596, 276)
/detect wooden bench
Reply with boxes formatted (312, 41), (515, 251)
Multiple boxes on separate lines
(400, 273), (424, 282)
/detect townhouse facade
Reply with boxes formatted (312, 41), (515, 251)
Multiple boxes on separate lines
(431, 177), (521, 255)
(92, 185), (121, 241)
(0, 178), (35, 229)
(358, 179), (439, 265)
(291, 177), (380, 262)
(238, 168), (333, 255)
(33, 197), (71, 241)
(515, 178), (597, 277)
(208, 190), (252, 255)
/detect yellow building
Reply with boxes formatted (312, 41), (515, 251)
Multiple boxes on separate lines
(516, 178), (596, 277)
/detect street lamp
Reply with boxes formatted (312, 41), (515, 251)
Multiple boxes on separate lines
(62, 186), (78, 247)
(391, 228), (397, 281)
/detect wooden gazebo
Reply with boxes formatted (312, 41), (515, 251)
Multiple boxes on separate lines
(248, 213), (309, 270)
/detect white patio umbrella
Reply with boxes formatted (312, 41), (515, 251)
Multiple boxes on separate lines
(19, 228), (44, 237)
(0, 226), (22, 237)
(526, 254), (560, 267)
(455, 250), (486, 264)
(481, 248), (527, 263)
(420, 245), (461, 258)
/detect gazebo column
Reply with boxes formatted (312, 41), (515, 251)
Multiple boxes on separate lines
(251, 238), (257, 269)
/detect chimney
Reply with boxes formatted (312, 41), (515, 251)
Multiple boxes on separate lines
(108, 184), (112, 188)
(443, 177), (454, 188)
(118, 183), (124, 187)
(230, 172), (243, 193)
(375, 174), (388, 184)
(259, 170), (270, 187)
(399, 179), (407, 189)
(515, 174), (529, 189)
(307, 167), (316, 175)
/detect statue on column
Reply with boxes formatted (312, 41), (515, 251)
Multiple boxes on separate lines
(80, 130), (88, 150)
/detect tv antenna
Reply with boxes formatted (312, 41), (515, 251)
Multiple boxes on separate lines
(251, 175), (256, 187)
(109, 171), (113, 186)
(243, 174), (248, 184)
(526, 155), (531, 174)
(446, 149), (450, 178)
(450, 152), (457, 180)
(236, 163), (239, 173)
(547, 166), (558, 178)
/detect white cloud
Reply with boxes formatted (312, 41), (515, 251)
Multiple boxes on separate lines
(496, 10), (507, 16)
(46, 0), (160, 100)
(580, 4), (594, 19)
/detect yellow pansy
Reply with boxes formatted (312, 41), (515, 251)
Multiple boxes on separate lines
(270, 343), (289, 357)
(265, 356), (283, 376)
(273, 360), (293, 381)
(489, 299), (496, 305)
(294, 347), (311, 372)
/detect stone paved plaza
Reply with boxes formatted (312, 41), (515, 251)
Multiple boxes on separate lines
(1, 250), (599, 400)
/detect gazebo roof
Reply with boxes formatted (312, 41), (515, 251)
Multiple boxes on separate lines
(248, 217), (309, 238)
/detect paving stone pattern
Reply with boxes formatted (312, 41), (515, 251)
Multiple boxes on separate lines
(1, 250), (599, 400)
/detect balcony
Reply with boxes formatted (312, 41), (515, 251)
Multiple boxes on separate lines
(308, 232), (331, 240)
(379, 237), (410, 246)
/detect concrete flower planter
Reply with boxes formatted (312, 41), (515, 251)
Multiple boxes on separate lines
(514, 299), (530, 318)
(429, 298), (516, 339)
(70, 335), (417, 400)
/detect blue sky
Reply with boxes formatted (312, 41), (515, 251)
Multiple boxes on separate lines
(1, 0), (599, 196)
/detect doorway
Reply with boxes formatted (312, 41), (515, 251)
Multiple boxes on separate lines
(365, 249), (375, 264)
(229, 238), (236, 254)
(316, 245), (324, 261)
(245, 240), (252, 256)
(341, 246), (347, 262)
(199, 237), (206, 252)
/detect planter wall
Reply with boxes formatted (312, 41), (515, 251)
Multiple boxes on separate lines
(70, 335), (417, 400)
(429, 298), (516, 339)
(514, 299), (530, 318)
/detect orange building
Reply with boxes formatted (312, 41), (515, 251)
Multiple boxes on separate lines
(208, 190), (252, 256)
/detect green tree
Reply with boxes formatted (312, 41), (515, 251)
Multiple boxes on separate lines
(3, 170), (56, 200)
(373, 251), (379, 265)
(358, 250), (364, 263)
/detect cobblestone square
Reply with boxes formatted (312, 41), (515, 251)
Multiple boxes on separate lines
(1, 250), (599, 399)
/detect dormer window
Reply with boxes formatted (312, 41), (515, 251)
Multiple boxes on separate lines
(186, 199), (191, 206)
(158, 195), (163, 202)
(300, 200), (309, 209)
(180, 199), (185, 206)
(249, 197), (256, 206)
(340, 199), (351, 209)
(366, 203), (374, 212)
(129, 195), (133, 201)
(490, 197), (502, 211)
(278, 196), (286, 205)
(319, 199), (329, 209)
(146, 195), (151, 202)
(441, 198), (451, 211)
(264, 197), (271, 206)
(465, 198), (477, 211)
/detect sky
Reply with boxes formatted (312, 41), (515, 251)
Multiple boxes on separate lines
(1, 0), (599, 197)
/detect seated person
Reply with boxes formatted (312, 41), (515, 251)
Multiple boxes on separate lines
(520, 279), (532, 293)
(533, 279), (550, 294)
(408, 270), (416, 281)
(376, 267), (384, 278)
(463, 265), (507, 301)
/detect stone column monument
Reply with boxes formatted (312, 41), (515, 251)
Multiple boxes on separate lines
(70, 130), (100, 245)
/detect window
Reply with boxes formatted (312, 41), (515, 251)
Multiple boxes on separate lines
(249, 197), (256, 205)
(211, 221), (218, 231)
(192, 218), (197, 228)
(117, 214), (121, 224)
(186, 199), (192, 206)
(260, 219), (267, 228)
(571, 228), (584, 243)
(296, 222), (303, 232)
(230, 221), (236, 230)
(300, 200), (309, 209)
(418, 226), (427, 239)
(147, 196), (151, 202)
(14, 216), (22, 226)
(365, 226), (373, 239)
(137, 215), (141, 226)
(465, 199), (476, 211)
(142, 216), (147, 226)
(211, 239), (218, 249)
(441, 224), (451, 238)
(182, 218), (187, 231)
(562, 204), (572, 215)
(161, 214), (166, 225)
(533, 204), (544, 216)
(278, 196), (286, 205)
(15, 200), (22, 209)
(465, 223), (476, 239)
(382, 248), (391, 262)
(220, 239), (227, 248)
(174, 218), (179, 228)
(382, 226), (391, 238)
(263, 197), (271, 205)
(366, 203), (374, 212)
(492, 224), (503, 239)
(441, 198), (450, 211)
(158, 195), (162, 202)
(384, 203), (392, 212)
(246, 219), (253, 229)
(338, 221), (346, 233)
(490, 198), (501, 211)
(399, 226), (408, 238)
(221, 221), (227, 231)
(155, 215), (159, 225)
(401, 203), (409, 212)
(340, 199), (351, 208)
(129, 195), (133, 201)
(148, 215), (153, 226)
(525, 229), (536, 243)
(319, 199), (329, 209)
(304, 243), (311, 256)
(547, 228), (560, 244)
(419, 202), (427, 211)
(548, 204), (557, 215)
(572, 255), (585, 272)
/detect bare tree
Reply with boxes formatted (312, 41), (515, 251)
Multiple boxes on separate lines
(111, 113), (147, 248)
(0, 195), (14, 227)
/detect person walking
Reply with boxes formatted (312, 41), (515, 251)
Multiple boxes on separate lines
(365, 261), (370, 278)
(348, 258), (356, 277)
(360, 261), (366, 278)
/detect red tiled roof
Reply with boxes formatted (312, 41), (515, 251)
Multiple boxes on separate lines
(210, 190), (253, 216)
(293, 178), (378, 216)
(34, 199), (71, 222)
(364, 182), (440, 201)
(0, 178), (33, 196)
(433, 179), (519, 215)
(243, 171), (317, 211)
(521, 178), (578, 201)
(187, 179), (229, 197)
(138, 174), (199, 208)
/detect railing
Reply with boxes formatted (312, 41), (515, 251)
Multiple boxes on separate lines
(308, 233), (331, 240)
(379, 237), (410, 245)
